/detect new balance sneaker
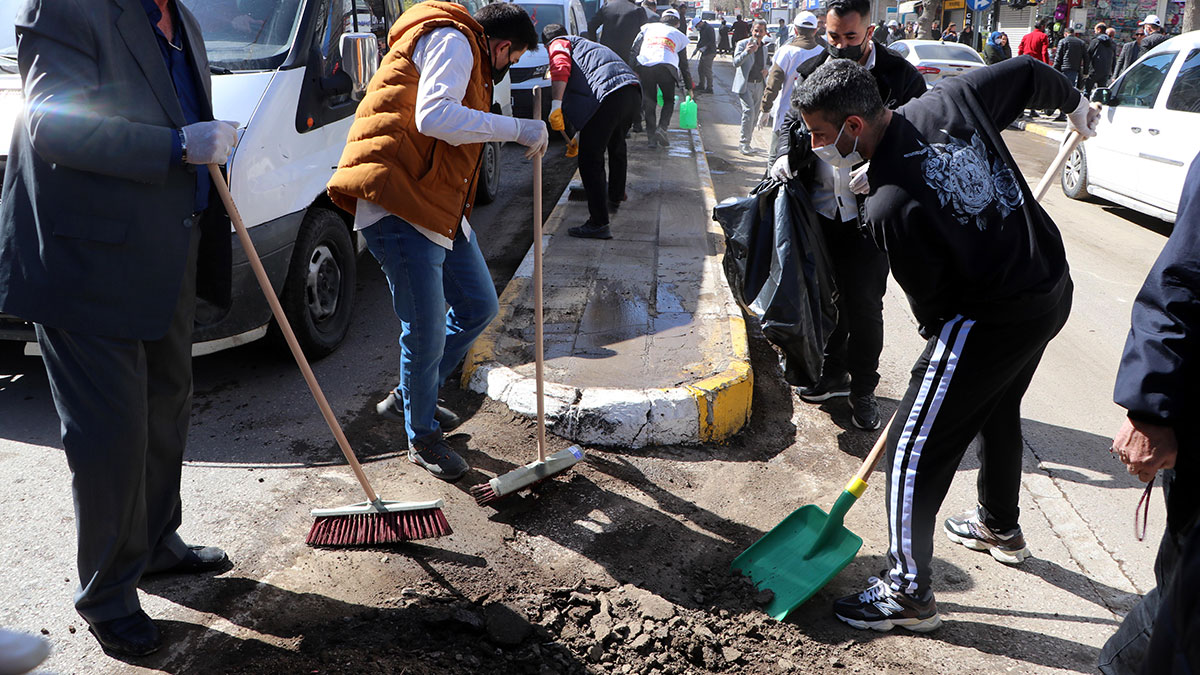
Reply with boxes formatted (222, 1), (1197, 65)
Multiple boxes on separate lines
(797, 372), (852, 403)
(850, 392), (881, 431)
(833, 577), (942, 633)
(376, 391), (463, 432)
(944, 506), (1030, 564)
(409, 434), (469, 482)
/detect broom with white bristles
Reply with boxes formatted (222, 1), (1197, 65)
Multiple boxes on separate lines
(207, 164), (451, 546)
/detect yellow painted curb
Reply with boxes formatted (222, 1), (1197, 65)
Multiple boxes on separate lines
(461, 276), (526, 390)
(1021, 121), (1064, 140)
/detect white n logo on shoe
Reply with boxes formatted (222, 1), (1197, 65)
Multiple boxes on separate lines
(874, 597), (905, 616)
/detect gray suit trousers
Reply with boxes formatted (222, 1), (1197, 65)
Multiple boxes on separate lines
(35, 226), (201, 622)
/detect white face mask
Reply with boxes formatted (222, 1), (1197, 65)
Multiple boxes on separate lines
(813, 121), (863, 169)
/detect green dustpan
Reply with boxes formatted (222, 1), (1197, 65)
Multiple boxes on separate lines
(731, 415), (895, 620)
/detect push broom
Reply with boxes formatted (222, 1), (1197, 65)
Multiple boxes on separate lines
(470, 89), (585, 506)
(207, 164), (450, 546)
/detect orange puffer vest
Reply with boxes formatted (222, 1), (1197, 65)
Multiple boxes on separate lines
(327, 1), (492, 238)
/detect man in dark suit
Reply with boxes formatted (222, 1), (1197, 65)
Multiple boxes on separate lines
(0, 0), (238, 658)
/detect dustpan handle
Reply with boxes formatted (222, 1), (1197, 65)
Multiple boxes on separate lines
(208, 164), (380, 504)
(845, 412), (897, 497)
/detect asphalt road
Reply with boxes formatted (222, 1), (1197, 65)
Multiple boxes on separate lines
(0, 70), (1180, 673)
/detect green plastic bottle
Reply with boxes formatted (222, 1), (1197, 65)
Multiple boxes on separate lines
(657, 86), (663, 107)
(679, 95), (698, 130)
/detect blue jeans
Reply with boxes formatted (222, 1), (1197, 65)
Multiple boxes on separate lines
(361, 215), (498, 445)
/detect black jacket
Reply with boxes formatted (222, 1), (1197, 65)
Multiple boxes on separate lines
(695, 19), (716, 55)
(860, 56), (1079, 333)
(1140, 30), (1169, 57)
(1053, 34), (1088, 72)
(1115, 39), (1140, 78)
(1086, 33), (1117, 81)
(776, 44), (927, 185)
(983, 42), (1011, 65)
(587, 0), (646, 64)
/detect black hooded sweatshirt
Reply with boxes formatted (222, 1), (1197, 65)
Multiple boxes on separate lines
(861, 56), (1081, 335)
(1086, 32), (1117, 81)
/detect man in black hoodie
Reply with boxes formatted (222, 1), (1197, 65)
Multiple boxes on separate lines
(1085, 22), (1117, 93)
(770, 0), (925, 431)
(791, 56), (1098, 632)
(588, 0), (647, 129)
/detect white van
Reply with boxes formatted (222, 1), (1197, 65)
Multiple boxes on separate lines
(506, 0), (587, 118)
(0, 0), (512, 358)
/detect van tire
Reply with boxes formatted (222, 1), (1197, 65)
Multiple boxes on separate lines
(475, 141), (501, 205)
(1061, 143), (1092, 201)
(275, 209), (356, 360)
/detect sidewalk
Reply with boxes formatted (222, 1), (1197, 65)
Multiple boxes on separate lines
(461, 127), (751, 448)
(1010, 114), (1071, 140)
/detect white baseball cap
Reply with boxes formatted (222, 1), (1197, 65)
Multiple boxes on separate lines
(887, 19), (899, 27)
(691, 16), (703, 27)
(662, 8), (680, 20)
(793, 10), (818, 28)
(1140, 14), (1161, 26)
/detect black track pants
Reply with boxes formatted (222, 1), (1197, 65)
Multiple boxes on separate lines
(882, 287), (1072, 597)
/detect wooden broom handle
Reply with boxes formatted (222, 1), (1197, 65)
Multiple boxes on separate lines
(852, 412), (898, 486)
(1033, 130), (1082, 203)
(208, 164), (380, 503)
(533, 87), (547, 463)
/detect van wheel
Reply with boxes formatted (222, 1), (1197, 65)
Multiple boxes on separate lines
(1061, 143), (1091, 200)
(276, 209), (356, 360)
(475, 141), (501, 205)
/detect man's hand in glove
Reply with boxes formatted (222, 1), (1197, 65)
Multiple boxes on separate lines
(770, 153), (794, 182)
(758, 111), (771, 128)
(549, 100), (565, 131)
(181, 120), (240, 164)
(1066, 98), (1101, 139)
(516, 118), (550, 159)
(848, 162), (870, 195)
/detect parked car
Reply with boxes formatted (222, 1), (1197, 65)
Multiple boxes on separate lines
(1061, 31), (1200, 223)
(508, 0), (588, 118)
(887, 39), (986, 89)
(0, 0), (511, 357)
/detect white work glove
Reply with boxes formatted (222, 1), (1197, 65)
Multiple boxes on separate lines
(515, 118), (550, 159)
(848, 161), (870, 195)
(181, 120), (240, 165)
(758, 111), (772, 128)
(770, 153), (794, 182)
(1066, 97), (1101, 139)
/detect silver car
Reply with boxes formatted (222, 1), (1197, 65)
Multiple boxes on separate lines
(887, 39), (986, 89)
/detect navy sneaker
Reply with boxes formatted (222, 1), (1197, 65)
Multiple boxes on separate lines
(568, 220), (613, 240)
(376, 391), (462, 432)
(850, 392), (882, 431)
(797, 372), (852, 403)
(409, 435), (469, 482)
(833, 577), (942, 633)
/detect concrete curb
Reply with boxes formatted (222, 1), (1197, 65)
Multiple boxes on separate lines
(461, 128), (752, 448)
(1009, 118), (1068, 141)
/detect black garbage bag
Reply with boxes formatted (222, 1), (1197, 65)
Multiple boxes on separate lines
(714, 179), (838, 388)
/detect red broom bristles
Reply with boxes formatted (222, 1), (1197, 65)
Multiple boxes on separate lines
(305, 507), (452, 547)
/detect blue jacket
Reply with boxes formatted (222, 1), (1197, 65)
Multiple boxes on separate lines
(1114, 154), (1200, 426)
(555, 36), (640, 130)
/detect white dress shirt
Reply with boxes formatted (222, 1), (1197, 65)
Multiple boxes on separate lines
(811, 46), (876, 223)
(356, 28), (522, 249)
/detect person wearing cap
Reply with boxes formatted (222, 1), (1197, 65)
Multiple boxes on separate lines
(1138, 14), (1168, 56)
(692, 16), (717, 93)
(885, 19), (905, 46)
(1114, 27), (1144, 79)
(543, 23), (641, 240)
(759, 11), (823, 164)
(632, 7), (693, 148)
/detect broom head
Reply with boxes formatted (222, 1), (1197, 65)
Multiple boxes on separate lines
(470, 446), (584, 505)
(306, 498), (451, 547)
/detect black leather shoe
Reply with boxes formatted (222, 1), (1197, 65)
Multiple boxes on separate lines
(376, 391), (463, 432)
(160, 545), (230, 574)
(87, 611), (162, 657)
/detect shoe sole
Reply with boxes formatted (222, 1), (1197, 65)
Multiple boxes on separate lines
(851, 415), (882, 431)
(945, 529), (1030, 564)
(797, 389), (851, 403)
(835, 613), (943, 633)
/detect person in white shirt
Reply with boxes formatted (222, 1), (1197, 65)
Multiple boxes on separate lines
(633, 8), (693, 148)
(758, 11), (823, 164)
(327, 2), (548, 481)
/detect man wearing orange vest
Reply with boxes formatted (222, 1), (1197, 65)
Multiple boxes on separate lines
(328, 2), (547, 481)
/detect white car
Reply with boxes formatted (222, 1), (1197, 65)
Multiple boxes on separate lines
(507, 0), (588, 118)
(1061, 30), (1200, 223)
(886, 39), (986, 89)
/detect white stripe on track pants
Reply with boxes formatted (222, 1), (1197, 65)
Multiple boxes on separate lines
(883, 290), (1072, 598)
